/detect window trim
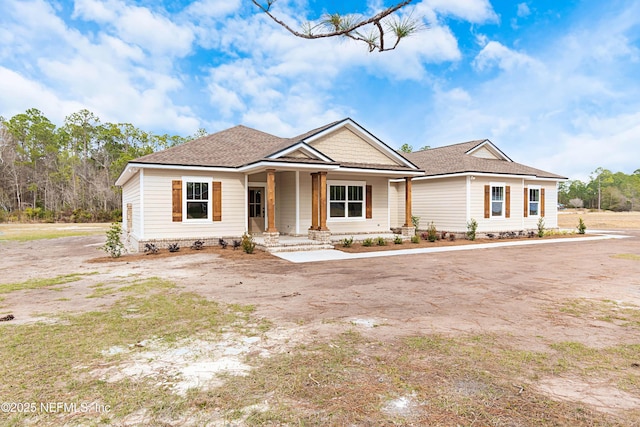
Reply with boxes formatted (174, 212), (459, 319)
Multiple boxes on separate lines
(327, 180), (367, 222)
(490, 182), (505, 219)
(528, 185), (541, 217)
(182, 177), (211, 222)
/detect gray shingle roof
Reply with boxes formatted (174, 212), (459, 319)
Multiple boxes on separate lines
(130, 119), (419, 172)
(404, 140), (567, 179)
(133, 125), (287, 168)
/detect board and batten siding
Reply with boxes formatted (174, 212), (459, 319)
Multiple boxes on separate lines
(298, 172), (312, 233)
(412, 177), (467, 231)
(324, 174), (390, 234)
(121, 170), (141, 241)
(389, 181), (404, 228)
(275, 171), (297, 234)
(142, 169), (246, 239)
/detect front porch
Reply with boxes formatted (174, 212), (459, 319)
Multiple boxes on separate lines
(253, 232), (409, 253)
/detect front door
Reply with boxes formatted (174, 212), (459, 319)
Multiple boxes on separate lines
(248, 187), (265, 233)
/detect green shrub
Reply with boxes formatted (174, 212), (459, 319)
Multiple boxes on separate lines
(426, 221), (438, 242)
(341, 236), (353, 247)
(410, 235), (420, 244)
(362, 238), (374, 247)
(100, 223), (125, 258)
(376, 236), (387, 246)
(241, 233), (256, 254)
(537, 217), (545, 238)
(411, 215), (420, 232)
(393, 235), (403, 244)
(466, 218), (478, 241)
(577, 217), (586, 234)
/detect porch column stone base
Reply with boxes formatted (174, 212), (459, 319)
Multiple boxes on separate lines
(308, 229), (331, 243)
(262, 231), (280, 247)
(400, 226), (416, 237)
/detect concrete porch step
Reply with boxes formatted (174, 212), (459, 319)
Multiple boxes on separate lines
(261, 243), (335, 253)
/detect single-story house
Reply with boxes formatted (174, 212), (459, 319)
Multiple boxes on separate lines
(398, 140), (567, 233)
(115, 119), (566, 252)
(115, 118), (424, 251)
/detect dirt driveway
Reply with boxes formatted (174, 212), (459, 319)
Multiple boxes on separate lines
(1, 226), (640, 422)
(1, 229), (639, 348)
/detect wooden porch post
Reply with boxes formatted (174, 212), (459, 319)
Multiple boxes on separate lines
(266, 169), (277, 232)
(319, 171), (329, 231)
(403, 177), (413, 227)
(310, 173), (319, 230)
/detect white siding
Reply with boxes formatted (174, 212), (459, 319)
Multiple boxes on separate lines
(412, 177), (467, 231)
(389, 181), (404, 228)
(470, 177), (524, 232)
(324, 174), (390, 234)
(523, 180), (558, 229)
(275, 171), (297, 234)
(142, 169), (246, 239)
(122, 171), (140, 238)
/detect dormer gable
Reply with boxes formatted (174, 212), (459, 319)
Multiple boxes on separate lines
(466, 140), (512, 162)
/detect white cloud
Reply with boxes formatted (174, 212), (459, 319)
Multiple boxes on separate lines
(422, 0), (498, 23)
(472, 41), (541, 71)
(517, 3), (531, 18)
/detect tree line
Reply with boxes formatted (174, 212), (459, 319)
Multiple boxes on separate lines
(558, 167), (640, 211)
(0, 108), (204, 222)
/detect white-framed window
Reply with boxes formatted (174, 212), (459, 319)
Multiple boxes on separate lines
(529, 186), (541, 216)
(328, 180), (365, 220)
(491, 184), (505, 217)
(184, 178), (210, 220)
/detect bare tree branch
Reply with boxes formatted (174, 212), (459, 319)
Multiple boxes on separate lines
(251, 0), (424, 52)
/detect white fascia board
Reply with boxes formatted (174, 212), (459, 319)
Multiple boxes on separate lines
(302, 119), (420, 170)
(466, 140), (513, 162)
(116, 162), (237, 186)
(393, 171), (555, 183)
(336, 167), (424, 177)
(239, 161), (338, 173)
(267, 142), (334, 162)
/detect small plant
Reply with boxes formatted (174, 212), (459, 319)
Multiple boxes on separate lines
(448, 233), (456, 242)
(362, 238), (374, 247)
(241, 233), (256, 254)
(393, 235), (403, 244)
(232, 240), (242, 250)
(411, 215), (420, 233)
(420, 232), (429, 240)
(100, 222), (125, 258)
(537, 217), (545, 238)
(577, 217), (586, 234)
(168, 243), (180, 253)
(410, 234), (420, 244)
(376, 236), (387, 246)
(440, 231), (447, 240)
(341, 236), (354, 248)
(191, 240), (204, 250)
(466, 218), (478, 241)
(218, 238), (228, 249)
(426, 222), (438, 242)
(144, 243), (159, 254)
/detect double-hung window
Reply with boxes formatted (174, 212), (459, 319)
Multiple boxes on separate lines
(328, 181), (365, 220)
(491, 185), (504, 217)
(529, 187), (540, 216)
(185, 180), (209, 219)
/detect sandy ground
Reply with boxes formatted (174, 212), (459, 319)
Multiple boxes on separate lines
(1, 221), (640, 418)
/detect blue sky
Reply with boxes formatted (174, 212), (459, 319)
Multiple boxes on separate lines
(1, 0), (639, 181)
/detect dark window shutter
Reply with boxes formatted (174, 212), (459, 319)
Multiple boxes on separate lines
(366, 185), (372, 219)
(484, 185), (490, 218)
(505, 186), (511, 218)
(523, 188), (528, 218)
(172, 180), (182, 222)
(541, 188), (545, 217)
(212, 181), (222, 222)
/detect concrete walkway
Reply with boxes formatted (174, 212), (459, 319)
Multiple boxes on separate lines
(272, 232), (631, 263)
